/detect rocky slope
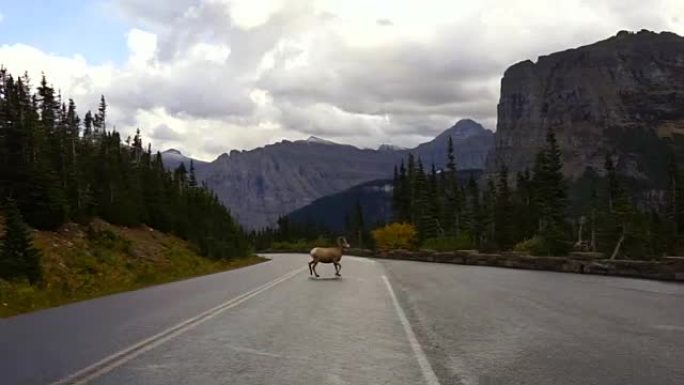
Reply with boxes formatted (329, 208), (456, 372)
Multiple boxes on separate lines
(488, 30), (684, 187)
(165, 119), (493, 229)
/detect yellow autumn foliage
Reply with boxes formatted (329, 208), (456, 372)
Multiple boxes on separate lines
(372, 223), (417, 250)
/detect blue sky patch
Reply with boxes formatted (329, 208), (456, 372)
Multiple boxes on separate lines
(0, 0), (129, 65)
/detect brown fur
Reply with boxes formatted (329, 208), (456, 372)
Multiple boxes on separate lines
(309, 237), (350, 277)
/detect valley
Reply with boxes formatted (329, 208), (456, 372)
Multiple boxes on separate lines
(2, 6), (684, 383)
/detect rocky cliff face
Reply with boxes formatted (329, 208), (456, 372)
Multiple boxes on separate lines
(165, 119), (493, 229)
(489, 30), (684, 185)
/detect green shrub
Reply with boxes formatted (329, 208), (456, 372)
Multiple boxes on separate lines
(539, 225), (571, 256)
(514, 230), (571, 256)
(514, 236), (546, 255)
(422, 233), (475, 251)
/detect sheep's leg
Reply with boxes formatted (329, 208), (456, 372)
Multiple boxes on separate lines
(308, 260), (314, 276)
(312, 262), (320, 277)
(334, 262), (341, 277)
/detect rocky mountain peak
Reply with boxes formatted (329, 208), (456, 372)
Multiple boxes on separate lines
(303, 136), (338, 145)
(488, 29), (684, 187)
(434, 119), (489, 143)
(162, 148), (183, 156)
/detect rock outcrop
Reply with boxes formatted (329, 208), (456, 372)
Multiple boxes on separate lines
(489, 30), (684, 186)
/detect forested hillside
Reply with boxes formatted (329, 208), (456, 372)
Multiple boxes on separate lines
(0, 69), (250, 284)
(391, 130), (680, 258)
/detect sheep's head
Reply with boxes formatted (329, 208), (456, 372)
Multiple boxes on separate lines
(337, 236), (350, 249)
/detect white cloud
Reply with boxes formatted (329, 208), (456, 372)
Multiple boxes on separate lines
(1, 0), (683, 160)
(127, 28), (158, 68)
(0, 43), (115, 112)
(0, 11), (4, 23)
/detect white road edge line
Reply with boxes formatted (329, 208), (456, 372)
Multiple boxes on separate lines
(382, 275), (441, 385)
(51, 267), (307, 385)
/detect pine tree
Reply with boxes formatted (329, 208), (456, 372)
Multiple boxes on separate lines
(530, 128), (569, 254)
(0, 199), (41, 284)
(392, 165), (400, 219)
(597, 153), (647, 259)
(93, 95), (107, 138)
(393, 160), (410, 222)
(189, 159), (198, 187)
(494, 164), (514, 250)
(665, 151), (681, 252)
(465, 174), (483, 248)
(175, 163), (188, 188)
(415, 158), (436, 240)
(514, 169), (536, 241)
(349, 200), (366, 247)
(588, 173), (599, 251)
(429, 163), (443, 236)
(407, 153), (416, 224)
(443, 135), (460, 235)
(481, 178), (497, 249)
(0, 69), (250, 260)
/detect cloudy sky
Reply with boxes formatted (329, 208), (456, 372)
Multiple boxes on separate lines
(1, 0), (683, 160)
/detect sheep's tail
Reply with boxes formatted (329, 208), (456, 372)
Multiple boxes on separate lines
(309, 247), (318, 258)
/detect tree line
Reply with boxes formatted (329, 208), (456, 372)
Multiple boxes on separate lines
(0, 69), (250, 283)
(392, 129), (680, 258)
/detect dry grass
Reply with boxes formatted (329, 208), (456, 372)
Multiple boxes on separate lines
(0, 219), (266, 318)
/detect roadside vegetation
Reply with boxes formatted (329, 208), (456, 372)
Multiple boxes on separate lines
(0, 217), (266, 318)
(258, 129), (682, 260)
(386, 129), (676, 258)
(0, 69), (260, 317)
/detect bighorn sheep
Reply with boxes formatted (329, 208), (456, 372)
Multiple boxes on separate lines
(309, 237), (350, 278)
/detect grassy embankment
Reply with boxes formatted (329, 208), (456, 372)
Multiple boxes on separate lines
(0, 219), (266, 318)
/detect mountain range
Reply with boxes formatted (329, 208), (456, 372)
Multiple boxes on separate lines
(163, 119), (494, 229)
(163, 29), (684, 230)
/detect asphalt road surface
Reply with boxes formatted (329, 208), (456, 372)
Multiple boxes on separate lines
(1, 254), (683, 385)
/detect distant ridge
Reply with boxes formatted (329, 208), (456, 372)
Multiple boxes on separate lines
(163, 119), (493, 229)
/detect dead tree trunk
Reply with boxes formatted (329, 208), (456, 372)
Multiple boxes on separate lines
(610, 226), (626, 260)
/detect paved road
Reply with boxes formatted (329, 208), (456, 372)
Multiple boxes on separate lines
(1, 254), (683, 384)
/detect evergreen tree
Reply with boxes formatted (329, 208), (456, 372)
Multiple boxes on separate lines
(0, 69), (250, 262)
(596, 153), (648, 258)
(0, 199), (41, 284)
(392, 165), (400, 219)
(465, 174), (483, 247)
(428, 163), (443, 236)
(93, 95), (106, 138)
(189, 159), (198, 188)
(533, 128), (567, 231)
(393, 160), (411, 222)
(494, 164), (514, 250)
(414, 158), (435, 240)
(481, 178), (497, 249)
(664, 151), (681, 252)
(406, 153), (416, 224)
(513, 169), (536, 241)
(175, 163), (188, 187)
(530, 128), (569, 254)
(443, 135), (460, 235)
(348, 200), (366, 247)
